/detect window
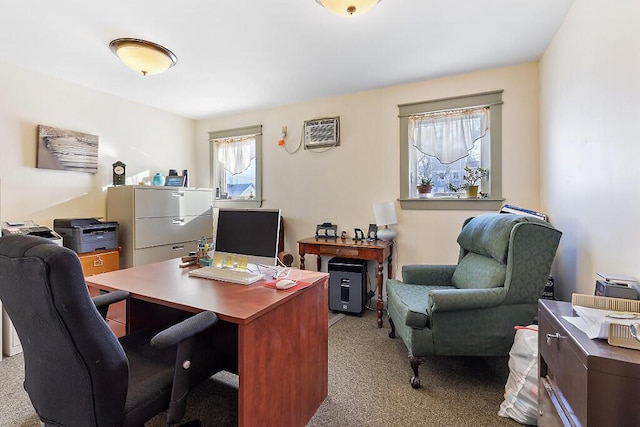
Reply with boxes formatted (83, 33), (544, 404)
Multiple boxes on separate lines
(399, 91), (504, 210)
(209, 125), (263, 208)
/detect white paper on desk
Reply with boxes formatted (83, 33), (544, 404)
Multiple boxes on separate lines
(564, 306), (638, 339)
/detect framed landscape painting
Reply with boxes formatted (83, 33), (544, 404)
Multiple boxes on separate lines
(37, 125), (99, 174)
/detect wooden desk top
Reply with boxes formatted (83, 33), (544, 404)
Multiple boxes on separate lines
(86, 258), (328, 325)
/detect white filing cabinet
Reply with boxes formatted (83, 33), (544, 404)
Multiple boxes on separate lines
(107, 186), (213, 268)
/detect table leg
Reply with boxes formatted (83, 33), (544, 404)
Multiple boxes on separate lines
(376, 261), (384, 328)
(316, 255), (321, 272)
(299, 248), (305, 270)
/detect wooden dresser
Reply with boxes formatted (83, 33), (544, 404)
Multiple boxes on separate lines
(538, 299), (640, 426)
(80, 249), (125, 337)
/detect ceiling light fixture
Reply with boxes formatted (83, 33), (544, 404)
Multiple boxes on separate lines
(315, 0), (382, 17)
(109, 38), (177, 76)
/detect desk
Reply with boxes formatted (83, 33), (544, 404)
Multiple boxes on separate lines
(86, 259), (329, 427)
(298, 237), (393, 327)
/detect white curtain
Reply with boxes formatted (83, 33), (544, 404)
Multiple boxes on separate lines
(409, 107), (488, 164)
(215, 136), (256, 175)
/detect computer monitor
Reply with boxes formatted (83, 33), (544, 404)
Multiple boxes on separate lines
(213, 208), (281, 267)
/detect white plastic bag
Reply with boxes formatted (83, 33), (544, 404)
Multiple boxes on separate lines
(498, 325), (539, 425)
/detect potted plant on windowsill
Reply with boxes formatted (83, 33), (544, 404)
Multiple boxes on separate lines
(416, 177), (433, 198)
(462, 166), (488, 198)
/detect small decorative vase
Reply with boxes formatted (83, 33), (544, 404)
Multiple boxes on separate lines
(466, 185), (479, 198)
(152, 173), (165, 186)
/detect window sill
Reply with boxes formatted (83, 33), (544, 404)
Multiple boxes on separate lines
(399, 197), (505, 211)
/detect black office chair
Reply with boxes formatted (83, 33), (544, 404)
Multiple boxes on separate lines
(0, 235), (226, 426)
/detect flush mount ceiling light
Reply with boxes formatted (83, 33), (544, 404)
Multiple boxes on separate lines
(315, 0), (382, 16)
(109, 38), (177, 76)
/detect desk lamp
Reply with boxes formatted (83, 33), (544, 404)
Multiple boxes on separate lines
(373, 201), (397, 241)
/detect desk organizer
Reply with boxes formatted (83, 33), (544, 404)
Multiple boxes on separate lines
(571, 293), (640, 350)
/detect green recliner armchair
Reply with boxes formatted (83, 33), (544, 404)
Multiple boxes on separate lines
(386, 213), (562, 388)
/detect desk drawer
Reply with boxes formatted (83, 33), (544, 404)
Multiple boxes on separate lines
(134, 188), (213, 218)
(134, 215), (212, 249)
(539, 309), (587, 425)
(79, 250), (120, 276)
(538, 377), (571, 427)
(335, 248), (360, 256)
(135, 242), (194, 266)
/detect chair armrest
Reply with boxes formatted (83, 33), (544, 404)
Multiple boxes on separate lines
(402, 265), (456, 286)
(91, 290), (129, 320)
(150, 311), (220, 425)
(151, 311), (219, 349)
(427, 287), (507, 313)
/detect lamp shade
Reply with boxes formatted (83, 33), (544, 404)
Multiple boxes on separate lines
(315, 0), (382, 16)
(109, 38), (177, 76)
(373, 201), (397, 226)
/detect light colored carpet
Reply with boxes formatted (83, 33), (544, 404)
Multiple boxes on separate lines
(308, 310), (518, 427)
(0, 310), (519, 426)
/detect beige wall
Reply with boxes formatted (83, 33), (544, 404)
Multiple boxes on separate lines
(0, 63), (197, 230)
(540, 0), (640, 299)
(0, 59), (545, 290)
(196, 63), (542, 280)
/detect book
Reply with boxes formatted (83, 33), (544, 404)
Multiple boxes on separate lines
(499, 204), (548, 221)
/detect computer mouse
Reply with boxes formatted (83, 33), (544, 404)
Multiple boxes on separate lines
(276, 279), (296, 290)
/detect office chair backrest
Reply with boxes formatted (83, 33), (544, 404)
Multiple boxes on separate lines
(0, 235), (128, 426)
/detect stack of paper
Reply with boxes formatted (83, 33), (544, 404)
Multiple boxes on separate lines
(564, 305), (639, 339)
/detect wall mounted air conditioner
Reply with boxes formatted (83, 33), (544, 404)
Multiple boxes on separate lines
(303, 117), (340, 149)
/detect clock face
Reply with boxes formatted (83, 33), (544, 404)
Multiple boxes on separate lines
(114, 165), (125, 175)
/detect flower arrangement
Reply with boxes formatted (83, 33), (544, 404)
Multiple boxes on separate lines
(446, 167), (489, 194)
(463, 166), (488, 187)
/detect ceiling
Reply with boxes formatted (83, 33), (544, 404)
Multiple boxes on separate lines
(0, 1), (573, 120)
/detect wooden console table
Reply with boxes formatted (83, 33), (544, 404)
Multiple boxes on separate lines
(298, 237), (393, 327)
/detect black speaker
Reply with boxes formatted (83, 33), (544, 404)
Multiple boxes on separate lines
(328, 257), (367, 315)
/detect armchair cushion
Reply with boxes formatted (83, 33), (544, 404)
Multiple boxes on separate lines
(386, 279), (452, 328)
(457, 214), (527, 263)
(452, 252), (506, 289)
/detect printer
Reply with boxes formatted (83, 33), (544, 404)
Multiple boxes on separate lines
(595, 272), (639, 300)
(53, 218), (119, 254)
(1, 220), (63, 246)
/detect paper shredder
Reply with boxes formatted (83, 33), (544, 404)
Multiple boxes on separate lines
(328, 257), (367, 315)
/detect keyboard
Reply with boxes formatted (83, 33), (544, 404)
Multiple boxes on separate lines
(188, 266), (264, 285)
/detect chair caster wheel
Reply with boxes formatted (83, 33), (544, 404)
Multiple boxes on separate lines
(388, 330), (396, 338)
